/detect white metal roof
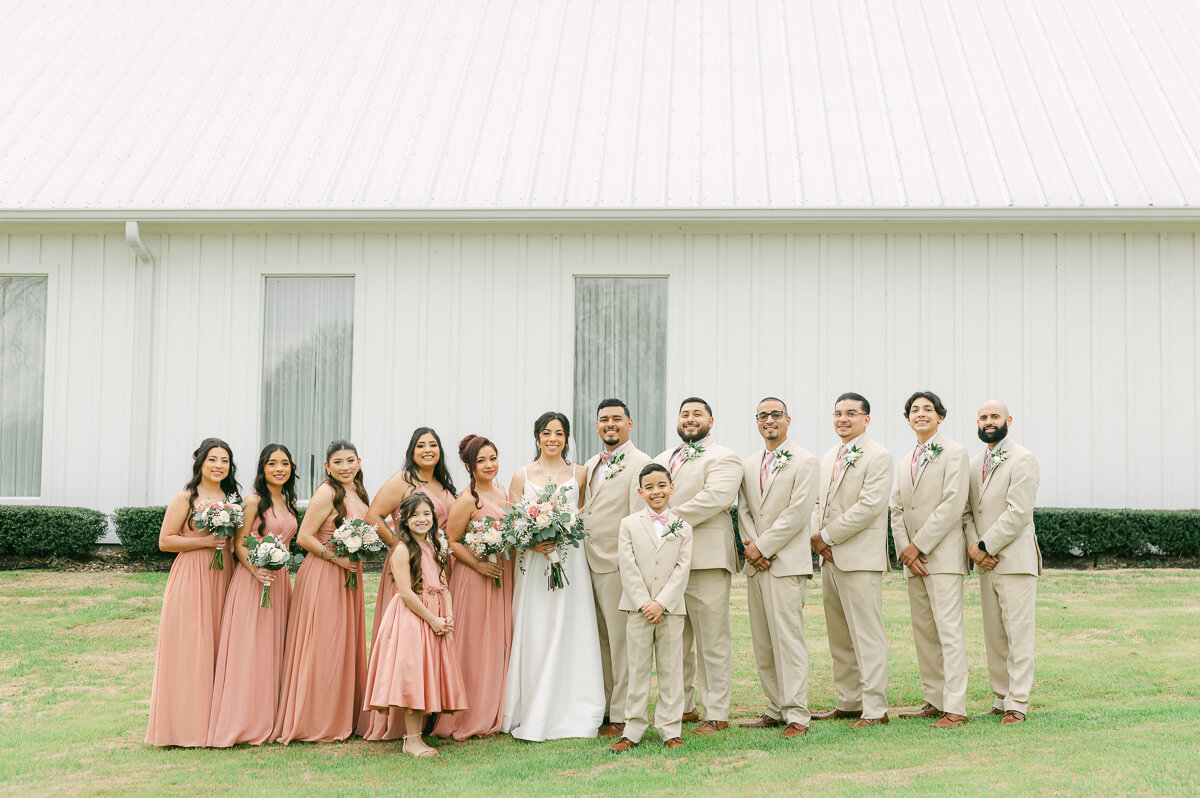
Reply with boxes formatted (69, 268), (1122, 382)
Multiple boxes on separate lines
(3, 0), (1199, 213)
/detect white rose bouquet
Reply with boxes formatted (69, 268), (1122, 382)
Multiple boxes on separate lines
(500, 482), (587, 591)
(245, 534), (291, 608)
(192, 494), (244, 571)
(463, 516), (509, 588)
(329, 518), (386, 590)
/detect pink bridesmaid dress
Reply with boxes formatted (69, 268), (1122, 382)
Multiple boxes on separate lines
(363, 486), (455, 741)
(272, 499), (371, 743)
(363, 539), (468, 716)
(206, 507), (297, 746)
(145, 510), (234, 747)
(431, 498), (514, 740)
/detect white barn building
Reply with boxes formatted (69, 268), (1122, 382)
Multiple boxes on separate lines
(1, 1), (1198, 539)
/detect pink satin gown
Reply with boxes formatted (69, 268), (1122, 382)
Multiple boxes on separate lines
(145, 511), (233, 747)
(207, 507), (297, 746)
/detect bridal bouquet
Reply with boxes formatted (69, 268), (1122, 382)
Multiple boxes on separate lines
(501, 482), (587, 591)
(245, 534), (291, 608)
(329, 518), (386, 590)
(463, 516), (509, 588)
(192, 495), (244, 571)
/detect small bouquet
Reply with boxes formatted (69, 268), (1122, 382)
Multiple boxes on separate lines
(329, 518), (386, 590)
(245, 535), (291, 608)
(501, 482), (587, 591)
(193, 495), (244, 570)
(463, 516), (508, 588)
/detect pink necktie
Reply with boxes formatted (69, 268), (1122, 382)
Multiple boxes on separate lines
(600, 451), (614, 465)
(911, 444), (927, 484)
(760, 451), (775, 491)
(830, 444), (848, 487)
(983, 454), (991, 482)
(669, 445), (687, 473)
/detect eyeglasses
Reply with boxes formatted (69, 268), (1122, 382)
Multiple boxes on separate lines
(832, 410), (864, 418)
(755, 411), (786, 422)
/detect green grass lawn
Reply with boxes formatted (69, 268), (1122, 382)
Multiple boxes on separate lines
(1, 569), (1198, 797)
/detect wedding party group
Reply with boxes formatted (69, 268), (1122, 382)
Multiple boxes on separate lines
(145, 390), (1040, 757)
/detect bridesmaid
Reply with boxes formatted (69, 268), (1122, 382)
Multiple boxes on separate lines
(273, 440), (372, 743)
(145, 437), (239, 747)
(431, 434), (514, 740)
(363, 493), (467, 757)
(362, 427), (457, 741)
(207, 444), (299, 747)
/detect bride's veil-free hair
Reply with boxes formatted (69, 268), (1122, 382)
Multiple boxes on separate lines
(532, 411), (572, 464)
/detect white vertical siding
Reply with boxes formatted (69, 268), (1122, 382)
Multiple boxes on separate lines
(1, 226), (1196, 520)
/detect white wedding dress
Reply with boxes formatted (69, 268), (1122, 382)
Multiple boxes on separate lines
(502, 472), (605, 740)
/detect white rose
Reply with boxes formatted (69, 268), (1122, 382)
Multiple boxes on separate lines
(535, 512), (554, 529)
(362, 530), (380, 547)
(333, 525), (352, 541)
(345, 536), (362, 553)
(214, 510), (231, 526)
(484, 529), (502, 546)
(269, 547), (289, 565)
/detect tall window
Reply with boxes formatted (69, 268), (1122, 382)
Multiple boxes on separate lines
(261, 277), (354, 498)
(573, 277), (668, 462)
(0, 276), (48, 497)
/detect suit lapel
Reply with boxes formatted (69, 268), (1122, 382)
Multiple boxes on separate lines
(827, 444), (854, 504)
(912, 433), (942, 492)
(582, 456), (601, 510)
(981, 447), (1004, 495)
(761, 444), (787, 503)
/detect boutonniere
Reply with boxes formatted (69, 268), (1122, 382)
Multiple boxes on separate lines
(602, 452), (626, 480)
(682, 442), (706, 462)
(843, 445), (863, 468)
(921, 442), (944, 466)
(770, 450), (792, 473)
(661, 519), (684, 540)
(989, 449), (1009, 470)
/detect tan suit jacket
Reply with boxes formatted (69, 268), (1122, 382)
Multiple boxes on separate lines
(964, 439), (1042, 576)
(737, 440), (821, 578)
(891, 432), (970, 576)
(582, 444), (653, 573)
(654, 436), (742, 573)
(812, 435), (893, 573)
(617, 509), (694, 614)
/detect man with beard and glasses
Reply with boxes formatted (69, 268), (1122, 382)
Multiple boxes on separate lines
(581, 399), (652, 738)
(736, 397), (820, 739)
(654, 397), (741, 734)
(963, 400), (1041, 726)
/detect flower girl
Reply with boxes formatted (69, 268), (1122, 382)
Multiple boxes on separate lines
(363, 493), (468, 757)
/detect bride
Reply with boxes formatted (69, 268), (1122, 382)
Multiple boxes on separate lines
(502, 411), (605, 740)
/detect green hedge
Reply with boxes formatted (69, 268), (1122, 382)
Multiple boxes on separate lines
(0, 505), (108, 558)
(112, 506), (168, 560)
(1034, 508), (1200, 560)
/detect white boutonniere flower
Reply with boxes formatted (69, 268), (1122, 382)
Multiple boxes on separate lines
(921, 442), (944, 466)
(771, 450), (791, 473)
(843, 444), (863, 468)
(661, 519), (684, 540)
(602, 452), (626, 480)
(989, 449), (1009, 470)
(682, 442), (706, 462)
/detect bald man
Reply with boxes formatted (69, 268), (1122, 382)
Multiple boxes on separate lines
(963, 401), (1041, 726)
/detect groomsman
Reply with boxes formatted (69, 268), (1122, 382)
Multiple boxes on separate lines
(654, 397), (742, 734)
(736, 397), (820, 739)
(891, 391), (971, 728)
(582, 398), (652, 737)
(964, 400), (1041, 726)
(809, 392), (894, 728)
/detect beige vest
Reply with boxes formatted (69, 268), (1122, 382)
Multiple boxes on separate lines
(736, 439), (820, 578)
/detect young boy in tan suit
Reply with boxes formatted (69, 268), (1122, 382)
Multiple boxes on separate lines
(610, 463), (694, 752)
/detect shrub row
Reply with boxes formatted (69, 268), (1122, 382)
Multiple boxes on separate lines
(0, 505), (109, 559)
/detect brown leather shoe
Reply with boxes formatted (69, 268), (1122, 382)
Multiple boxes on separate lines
(931, 713), (969, 728)
(1001, 711), (1026, 725)
(609, 737), (638, 753)
(663, 737), (684, 750)
(898, 703), (941, 719)
(982, 707), (1004, 717)
(781, 722), (808, 738)
(738, 714), (783, 728)
(598, 722), (625, 737)
(811, 707), (863, 721)
(851, 714), (889, 729)
(681, 711), (701, 723)
(693, 720), (729, 735)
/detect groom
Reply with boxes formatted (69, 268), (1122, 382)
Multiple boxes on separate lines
(654, 397), (742, 734)
(582, 398), (652, 737)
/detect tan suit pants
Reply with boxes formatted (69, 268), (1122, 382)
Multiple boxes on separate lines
(979, 571), (1036, 714)
(591, 569), (629, 723)
(623, 612), (684, 743)
(682, 568), (732, 721)
(821, 563), (888, 718)
(746, 571), (810, 726)
(906, 573), (968, 717)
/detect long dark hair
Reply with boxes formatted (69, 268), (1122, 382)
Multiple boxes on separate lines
(253, 443), (299, 528)
(324, 440), (369, 528)
(458, 434), (497, 510)
(184, 437), (240, 521)
(533, 411), (572, 463)
(395, 492), (448, 593)
(401, 427), (457, 497)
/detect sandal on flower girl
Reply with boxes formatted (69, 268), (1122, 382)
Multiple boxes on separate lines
(402, 734), (438, 757)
